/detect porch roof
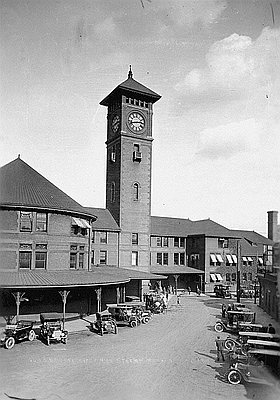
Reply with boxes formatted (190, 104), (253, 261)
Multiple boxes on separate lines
(0, 269), (130, 289)
(150, 266), (204, 275)
(95, 266), (167, 280)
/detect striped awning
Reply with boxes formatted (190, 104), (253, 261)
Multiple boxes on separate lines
(231, 255), (237, 264)
(72, 217), (91, 229)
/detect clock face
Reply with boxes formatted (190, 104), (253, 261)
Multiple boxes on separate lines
(111, 115), (120, 133)
(127, 112), (145, 133)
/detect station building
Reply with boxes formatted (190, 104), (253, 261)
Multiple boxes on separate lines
(0, 69), (276, 319)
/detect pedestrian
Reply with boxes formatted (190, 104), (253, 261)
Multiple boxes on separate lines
(177, 296), (180, 305)
(187, 286), (191, 295)
(215, 336), (225, 362)
(267, 324), (276, 334)
(196, 286), (201, 296)
(221, 304), (227, 318)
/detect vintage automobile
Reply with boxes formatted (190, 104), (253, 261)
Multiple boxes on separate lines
(0, 320), (36, 350)
(145, 293), (166, 314)
(122, 302), (152, 324)
(92, 310), (118, 335)
(214, 310), (256, 333)
(214, 284), (232, 299)
(106, 304), (140, 328)
(227, 349), (280, 388)
(224, 330), (274, 352)
(40, 313), (68, 345)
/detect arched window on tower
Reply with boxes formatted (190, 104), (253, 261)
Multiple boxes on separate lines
(111, 182), (116, 203)
(133, 182), (139, 201)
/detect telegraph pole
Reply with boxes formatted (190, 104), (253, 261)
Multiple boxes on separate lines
(237, 240), (241, 302)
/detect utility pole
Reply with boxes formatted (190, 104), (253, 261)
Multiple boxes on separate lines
(237, 240), (241, 303)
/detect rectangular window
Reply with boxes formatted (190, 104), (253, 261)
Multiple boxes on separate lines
(180, 238), (185, 247)
(92, 232), (95, 243)
(231, 273), (236, 281)
(226, 273), (231, 281)
(79, 253), (84, 269)
(163, 253), (168, 265)
(132, 233), (138, 245)
(156, 237), (162, 247)
(35, 252), (47, 269)
(242, 273), (247, 281)
(70, 253), (77, 269)
(100, 250), (107, 265)
(20, 212), (32, 232)
(19, 251), (32, 269)
(174, 253), (179, 265)
(132, 251), (138, 266)
(157, 253), (162, 265)
(100, 232), (107, 244)
(163, 237), (168, 247)
(36, 213), (47, 232)
(248, 273), (252, 281)
(180, 253), (185, 265)
(91, 250), (94, 265)
(174, 237), (179, 247)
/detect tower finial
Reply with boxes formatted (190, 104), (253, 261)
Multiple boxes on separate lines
(128, 65), (133, 79)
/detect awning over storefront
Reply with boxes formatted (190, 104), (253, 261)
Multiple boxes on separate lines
(210, 273), (217, 282)
(210, 254), (217, 263)
(231, 255), (237, 263)
(258, 257), (263, 264)
(242, 257), (248, 262)
(71, 217), (91, 229)
(216, 254), (223, 263)
(226, 254), (233, 264)
(215, 273), (223, 282)
(247, 257), (253, 262)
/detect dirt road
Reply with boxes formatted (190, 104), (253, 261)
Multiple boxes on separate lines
(0, 295), (279, 400)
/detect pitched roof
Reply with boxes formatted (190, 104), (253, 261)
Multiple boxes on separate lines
(0, 269), (130, 289)
(83, 207), (120, 231)
(0, 157), (94, 219)
(151, 216), (239, 238)
(231, 230), (273, 246)
(100, 74), (161, 106)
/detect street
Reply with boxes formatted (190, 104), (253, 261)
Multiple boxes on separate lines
(0, 295), (279, 400)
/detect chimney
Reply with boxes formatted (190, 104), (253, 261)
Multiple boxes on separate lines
(267, 211), (278, 241)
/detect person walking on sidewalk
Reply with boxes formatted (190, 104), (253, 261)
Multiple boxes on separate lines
(215, 336), (225, 362)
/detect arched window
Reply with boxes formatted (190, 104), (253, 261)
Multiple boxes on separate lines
(133, 182), (139, 201)
(110, 182), (115, 203)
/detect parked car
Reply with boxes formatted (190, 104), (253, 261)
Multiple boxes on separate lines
(214, 285), (232, 298)
(40, 313), (68, 345)
(93, 310), (118, 335)
(0, 320), (36, 350)
(119, 302), (152, 324)
(106, 304), (140, 328)
(227, 349), (280, 388)
(214, 310), (256, 333)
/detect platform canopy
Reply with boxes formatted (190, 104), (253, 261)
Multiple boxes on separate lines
(150, 266), (204, 275)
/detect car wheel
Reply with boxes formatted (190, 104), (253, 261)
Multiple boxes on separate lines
(214, 322), (224, 333)
(143, 317), (150, 324)
(225, 338), (235, 351)
(227, 370), (242, 385)
(5, 337), (15, 350)
(28, 330), (36, 341)
(130, 320), (137, 328)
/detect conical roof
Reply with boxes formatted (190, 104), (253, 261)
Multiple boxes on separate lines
(0, 157), (94, 218)
(100, 68), (161, 106)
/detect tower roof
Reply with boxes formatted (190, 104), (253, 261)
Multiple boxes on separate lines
(0, 156), (94, 219)
(100, 67), (161, 106)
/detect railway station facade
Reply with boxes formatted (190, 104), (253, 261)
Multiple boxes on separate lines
(0, 69), (276, 319)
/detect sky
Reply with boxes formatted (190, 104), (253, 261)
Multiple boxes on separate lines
(1, 0), (280, 236)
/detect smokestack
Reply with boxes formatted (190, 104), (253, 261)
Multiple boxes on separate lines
(267, 211), (278, 241)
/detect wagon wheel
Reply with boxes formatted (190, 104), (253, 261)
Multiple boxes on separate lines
(5, 337), (15, 350)
(214, 322), (224, 333)
(28, 330), (36, 341)
(227, 370), (242, 385)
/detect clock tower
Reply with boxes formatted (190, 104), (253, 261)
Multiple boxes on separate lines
(100, 67), (161, 271)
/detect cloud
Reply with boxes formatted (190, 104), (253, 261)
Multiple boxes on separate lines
(176, 27), (280, 97)
(197, 118), (262, 159)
